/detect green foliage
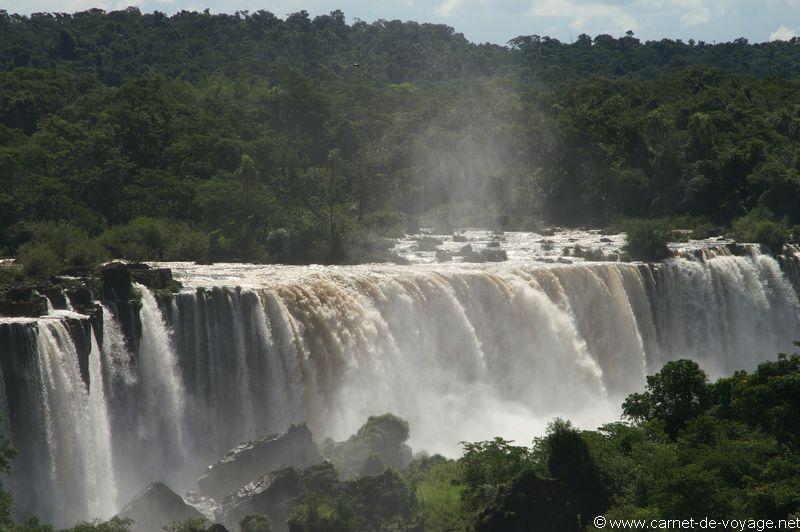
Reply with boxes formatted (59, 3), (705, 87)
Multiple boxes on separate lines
(732, 209), (791, 253)
(162, 518), (207, 532)
(622, 219), (676, 261)
(459, 437), (534, 508)
(97, 217), (208, 261)
(1, 13), (800, 263)
(240, 513), (272, 532)
(410, 459), (469, 531)
(623, 359), (712, 438)
(63, 517), (133, 531)
(320, 413), (411, 480)
(540, 419), (609, 526)
(16, 243), (61, 278)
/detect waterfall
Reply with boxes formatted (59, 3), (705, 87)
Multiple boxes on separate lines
(0, 248), (798, 525)
(0, 318), (119, 526)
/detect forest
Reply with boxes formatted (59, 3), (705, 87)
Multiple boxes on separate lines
(1, 8), (800, 267)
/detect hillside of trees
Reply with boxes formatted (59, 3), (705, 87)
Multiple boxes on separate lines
(1, 9), (800, 266)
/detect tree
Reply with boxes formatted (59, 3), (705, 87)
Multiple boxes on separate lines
(622, 359), (712, 437)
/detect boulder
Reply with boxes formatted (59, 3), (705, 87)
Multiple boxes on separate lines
(102, 262), (133, 301)
(435, 250), (453, 262)
(129, 264), (182, 292)
(0, 297), (47, 318)
(38, 287), (68, 310)
(199, 424), (322, 500)
(207, 525), (230, 532)
(65, 284), (93, 310)
(220, 467), (301, 531)
(118, 481), (204, 532)
(455, 244), (473, 256)
(479, 248), (508, 262)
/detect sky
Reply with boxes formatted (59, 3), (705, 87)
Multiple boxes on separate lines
(2, 0), (800, 46)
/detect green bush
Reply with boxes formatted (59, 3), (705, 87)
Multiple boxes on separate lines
(732, 211), (790, 253)
(241, 513), (272, 532)
(163, 518), (207, 532)
(622, 219), (675, 261)
(16, 243), (61, 278)
(11, 222), (106, 274)
(98, 218), (208, 261)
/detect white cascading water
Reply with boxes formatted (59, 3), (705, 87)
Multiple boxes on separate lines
(32, 318), (117, 525)
(0, 240), (798, 526)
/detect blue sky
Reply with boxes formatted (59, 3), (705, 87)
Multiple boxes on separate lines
(3, 0), (800, 45)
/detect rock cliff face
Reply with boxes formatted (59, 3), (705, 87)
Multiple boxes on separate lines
(199, 424), (322, 500)
(118, 481), (204, 532)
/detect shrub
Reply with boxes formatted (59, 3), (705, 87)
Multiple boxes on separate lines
(732, 211), (790, 253)
(16, 243), (61, 278)
(241, 514), (272, 532)
(622, 219), (675, 261)
(98, 218), (208, 261)
(11, 222), (106, 273)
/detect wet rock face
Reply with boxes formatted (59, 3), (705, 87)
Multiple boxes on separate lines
(0, 286), (48, 317)
(118, 481), (204, 532)
(0, 297), (47, 317)
(220, 467), (301, 531)
(102, 263), (134, 301)
(199, 424), (322, 501)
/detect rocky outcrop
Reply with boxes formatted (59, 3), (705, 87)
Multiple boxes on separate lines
(118, 481), (204, 532)
(129, 263), (182, 292)
(320, 413), (413, 480)
(220, 467), (301, 531)
(101, 262), (181, 301)
(102, 262), (134, 301)
(199, 424), (322, 500)
(63, 316), (92, 389)
(0, 287), (47, 318)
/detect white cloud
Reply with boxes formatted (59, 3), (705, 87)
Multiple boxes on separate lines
(637, 0), (710, 26)
(529, 0), (637, 33)
(434, 0), (465, 16)
(770, 24), (796, 41)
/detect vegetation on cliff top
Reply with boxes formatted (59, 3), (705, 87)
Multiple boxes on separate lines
(1, 10), (800, 265)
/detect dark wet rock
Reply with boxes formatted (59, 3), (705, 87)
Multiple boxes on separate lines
(65, 284), (93, 309)
(129, 264), (181, 292)
(452, 234), (468, 242)
(0, 297), (47, 317)
(414, 236), (442, 252)
(118, 481), (204, 532)
(455, 244), (473, 255)
(435, 250), (453, 262)
(480, 248), (508, 262)
(599, 237), (613, 243)
(39, 287), (68, 310)
(220, 467), (301, 531)
(365, 251), (411, 265)
(207, 525), (229, 532)
(102, 262), (133, 301)
(63, 317), (92, 389)
(199, 424), (322, 500)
